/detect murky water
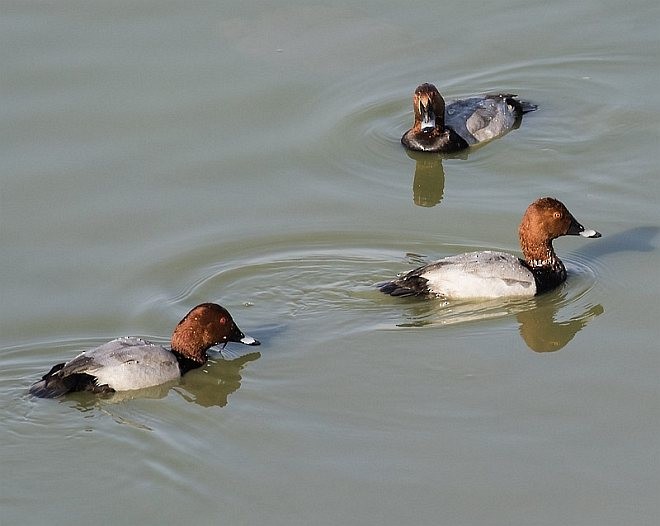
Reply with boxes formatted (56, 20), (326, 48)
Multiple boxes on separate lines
(2, 0), (659, 524)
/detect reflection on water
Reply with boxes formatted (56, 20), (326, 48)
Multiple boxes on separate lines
(404, 149), (481, 208)
(407, 150), (446, 207)
(407, 149), (479, 208)
(174, 351), (260, 407)
(392, 290), (602, 353)
(517, 301), (603, 353)
(67, 382), (176, 409)
(64, 352), (260, 413)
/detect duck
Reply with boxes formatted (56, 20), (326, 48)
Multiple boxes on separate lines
(379, 197), (601, 299)
(29, 303), (260, 398)
(401, 83), (537, 153)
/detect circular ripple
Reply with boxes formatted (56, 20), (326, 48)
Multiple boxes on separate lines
(310, 52), (635, 197)
(118, 227), (605, 354)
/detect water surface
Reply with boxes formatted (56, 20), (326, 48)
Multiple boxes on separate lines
(2, 0), (659, 524)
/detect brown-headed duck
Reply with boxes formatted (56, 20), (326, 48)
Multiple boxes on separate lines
(379, 197), (601, 299)
(29, 303), (260, 398)
(401, 83), (537, 153)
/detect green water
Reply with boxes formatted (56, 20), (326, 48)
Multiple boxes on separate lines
(2, 1), (659, 524)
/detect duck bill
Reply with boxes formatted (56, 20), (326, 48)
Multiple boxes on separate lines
(228, 323), (261, 346)
(567, 217), (602, 238)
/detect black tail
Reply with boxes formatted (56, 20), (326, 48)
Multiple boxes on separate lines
(378, 277), (430, 297)
(29, 363), (108, 398)
(518, 100), (538, 114)
(494, 94), (537, 115)
(29, 363), (72, 398)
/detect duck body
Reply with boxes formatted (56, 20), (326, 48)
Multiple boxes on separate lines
(446, 95), (528, 145)
(29, 303), (260, 398)
(29, 338), (181, 397)
(381, 251), (538, 298)
(380, 198), (601, 300)
(401, 83), (536, 153)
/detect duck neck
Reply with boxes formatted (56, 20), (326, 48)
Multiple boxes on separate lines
(521, 239), (567, 293)
(431, 112), (445, 131)
(170, 349), (206, 375)
(170, 327), (209, 374)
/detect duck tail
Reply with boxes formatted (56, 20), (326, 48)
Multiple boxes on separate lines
(493, 94), (538, 115)
(518, 99), (538, 114)
(28, 363), (73, 398)
(378, 276), (430, 297)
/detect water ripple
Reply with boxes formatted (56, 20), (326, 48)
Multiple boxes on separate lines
(120, 229), (605, 355)
(309, 52), (638, 199)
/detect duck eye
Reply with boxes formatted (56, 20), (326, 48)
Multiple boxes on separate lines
(553, 211), (562, 219)
(219, 316), (227, 325)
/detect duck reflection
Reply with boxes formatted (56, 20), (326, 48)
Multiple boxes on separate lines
(394, 294), (603, 353)
(516, 299), (603, 353)
(174, 351), (260, 407)
(405, 149), (467, 207)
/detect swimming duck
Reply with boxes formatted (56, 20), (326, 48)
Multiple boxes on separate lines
(29, 303), (260, 398)
(379, 197), (601, 299)
(401, 83), (537, 153)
